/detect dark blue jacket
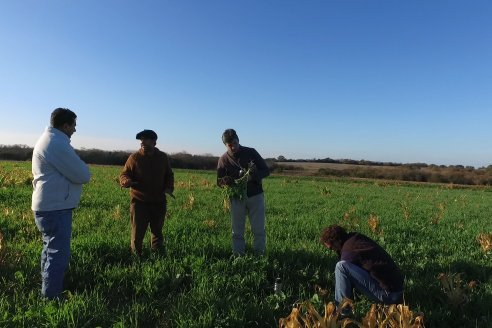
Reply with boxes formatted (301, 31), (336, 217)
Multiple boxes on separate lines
(217, 145), (269, 197)
(341, 232), (404, 292)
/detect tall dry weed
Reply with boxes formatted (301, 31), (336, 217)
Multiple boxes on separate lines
(368, 215), (383, 235)
(0, 230), (5, 266)
(431, 203), (446, 225)
(476, 233), (492, 252)
(437, 273), (478, 308)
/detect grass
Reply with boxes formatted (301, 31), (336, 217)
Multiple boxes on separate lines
(1, 160), (491, 327)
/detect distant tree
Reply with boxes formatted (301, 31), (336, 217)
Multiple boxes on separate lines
(0, 144), (33, 161)
(318, 157), (336, 163)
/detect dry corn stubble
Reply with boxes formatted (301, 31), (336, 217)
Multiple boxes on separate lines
(279, 300), (425, 328)
(279, 299), (355, 328)
(437, 273), (478, 308)
(477, 233), (492, 252)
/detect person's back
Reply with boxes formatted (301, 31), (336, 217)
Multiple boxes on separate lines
(341, 232), (404, 292)
(321, 224), (404, 314)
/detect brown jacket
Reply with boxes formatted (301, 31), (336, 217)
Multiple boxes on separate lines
(120, 148), (174, 203)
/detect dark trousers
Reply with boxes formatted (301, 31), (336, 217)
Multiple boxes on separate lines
(130, 200), (166, 255)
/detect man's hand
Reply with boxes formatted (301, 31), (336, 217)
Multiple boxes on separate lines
(165, 188), (175, 199)
(247, 164), (259, 182)
(219, 176), (234, 186)
(120, 178), (136, 188)
(249, 163), (257, 174)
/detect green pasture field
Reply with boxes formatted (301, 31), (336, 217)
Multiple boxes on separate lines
(1, 160), (491, 327)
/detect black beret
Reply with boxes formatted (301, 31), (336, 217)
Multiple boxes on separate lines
(136, 129), (158, 140)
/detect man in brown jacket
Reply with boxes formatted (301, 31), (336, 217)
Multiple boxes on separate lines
(120, 129), (174, 256)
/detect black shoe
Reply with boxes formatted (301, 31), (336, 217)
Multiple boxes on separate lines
(151, 247), (166, 257)
(338, 307), (354, 320)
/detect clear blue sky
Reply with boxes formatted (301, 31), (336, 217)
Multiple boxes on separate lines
(0, 1), (491, 167)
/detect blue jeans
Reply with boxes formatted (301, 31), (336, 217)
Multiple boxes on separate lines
(229, 193), (266, 255)
(335, 260), (403, 305)
(34, 209), (73, 299)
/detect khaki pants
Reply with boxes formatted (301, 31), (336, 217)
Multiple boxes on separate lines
(230, 193), (266, 255)
(130, 200), (166, 255)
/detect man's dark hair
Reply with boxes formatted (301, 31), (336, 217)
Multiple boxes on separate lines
(50, 108), (77, 128)
(222, 128), (239, 144)
(320, 224), (349, 251)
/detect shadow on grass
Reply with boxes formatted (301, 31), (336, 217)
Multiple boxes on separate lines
(403, 259), (492, 328)
(213, 247), (337, 327)
(28, 235), (491, 328)
(65, 240), (195, 303)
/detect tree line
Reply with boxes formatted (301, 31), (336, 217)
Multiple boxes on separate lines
(0, 145), (220, 170)
(314, 165), (492, 186)
(1, 145), (491, 186)
(276, 155), (484, 170)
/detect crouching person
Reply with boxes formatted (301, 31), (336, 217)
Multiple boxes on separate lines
(320, 225), (404, 316)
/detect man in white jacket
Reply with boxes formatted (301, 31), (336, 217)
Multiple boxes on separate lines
(32, 108), (91, 299)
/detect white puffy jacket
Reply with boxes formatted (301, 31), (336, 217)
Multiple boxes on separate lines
(31, 127), (91, 211)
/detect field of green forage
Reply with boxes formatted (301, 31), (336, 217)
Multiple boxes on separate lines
(0, 160), (491, 327)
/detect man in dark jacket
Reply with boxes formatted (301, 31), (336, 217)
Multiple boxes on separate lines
(120, 129), (174, 256)
(217, 129), (270, 255)
(320, 225), (404, 310)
